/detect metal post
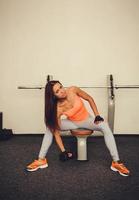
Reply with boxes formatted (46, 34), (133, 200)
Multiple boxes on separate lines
(76, 136), (88, 161)
(47, 75), (53, 82)
(0, 112), (3, 130)
(107, 74), (115, 132)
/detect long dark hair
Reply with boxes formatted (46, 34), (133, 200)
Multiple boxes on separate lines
(44, 80), (61, 133)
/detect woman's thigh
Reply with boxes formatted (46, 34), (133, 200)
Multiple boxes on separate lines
(60, 116), (108, 132)
(73, 116), (107, 131)
(60, 119), (78, 130)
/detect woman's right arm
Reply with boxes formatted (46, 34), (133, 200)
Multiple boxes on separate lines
(54, 130), (65, 152)
(53, 106), (65, 152)
(54, 106), (74, 161)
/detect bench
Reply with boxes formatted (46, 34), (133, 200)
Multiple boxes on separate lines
(70, 129), (94, 161)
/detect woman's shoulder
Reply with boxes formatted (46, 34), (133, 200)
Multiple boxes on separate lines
(67, 86), (79, 93)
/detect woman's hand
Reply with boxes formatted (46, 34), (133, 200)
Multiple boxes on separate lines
(94, 115), (104, 124)
(59, 150), (74, 161)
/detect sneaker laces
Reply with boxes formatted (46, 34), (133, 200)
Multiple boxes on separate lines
(118, 163), (129, 172)
(28, 160), (40, 168)
(119, 163), (126, 168)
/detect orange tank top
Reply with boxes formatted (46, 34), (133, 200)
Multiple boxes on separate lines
(63, 96), (89, 122)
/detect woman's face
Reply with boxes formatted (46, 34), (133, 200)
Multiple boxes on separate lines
(53, 83), (67, 99)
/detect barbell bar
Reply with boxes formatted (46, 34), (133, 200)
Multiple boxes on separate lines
(17, 85), (139, 89)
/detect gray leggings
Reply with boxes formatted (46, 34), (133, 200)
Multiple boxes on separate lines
(38, 116), (120, 161)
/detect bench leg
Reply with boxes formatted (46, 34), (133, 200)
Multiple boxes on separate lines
(76, 136), (88, 161)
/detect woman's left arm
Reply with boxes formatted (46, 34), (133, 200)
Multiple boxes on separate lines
(73, 86), (100, 116)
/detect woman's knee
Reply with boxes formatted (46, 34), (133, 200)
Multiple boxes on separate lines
(97, 121), (109, 131)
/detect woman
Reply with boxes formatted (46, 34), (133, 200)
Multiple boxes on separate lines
(26, 80), (130, 176)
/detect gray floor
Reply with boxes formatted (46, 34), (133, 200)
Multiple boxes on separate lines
(0, 135), (139, 200)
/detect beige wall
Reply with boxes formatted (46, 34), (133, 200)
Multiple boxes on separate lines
(0, 0), (139, 134)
